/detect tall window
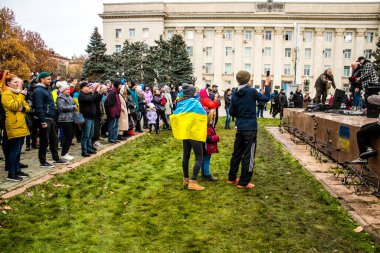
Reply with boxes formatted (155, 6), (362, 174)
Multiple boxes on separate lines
(366, 32), (374, 43)
(244, 63), (251, 71)
(264, 64), (271, 74)
(244, 47), (252, 57)
(284, 64), (291, 75)
(142, 28), (149, 38)
(245, 30), (252, 41)
(205, 63), (213, 74)
(344, 66), (350, 77)
(205, 47), (212, 56)
(129, 28), (135, 38)
(225, 47), (233, 56)
(284, 48), (292, 58)
(186, 31), (194, 40)
(167, 30), (174, 39)
(284, 31), (292, 41)
(344, 32), (353, 42)
(344, 49), (351, 59)
(115, 29), (121, 38)
(305, 48), (312, 59)
(325, 31), (333, 42)
(364, 49), (372, 59)
(304, 65), (311, 76)
(264, 47), (271, 57)
(186, 46), (193, 57)
(205, 30), (213, 39)
(324, 49), (332, 59)
(225, 30), (233, 40)
(265, 31), (272, 40)
(225, 63), (232, 74)
(115, 45), (121, 53)
(304, 31), (313, 42)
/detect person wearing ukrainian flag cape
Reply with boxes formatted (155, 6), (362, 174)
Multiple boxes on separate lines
(170, 84), (207, 191)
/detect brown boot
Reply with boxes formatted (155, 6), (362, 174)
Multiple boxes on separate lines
(188, 180), (205, 191)
(183, 178), (189, 186)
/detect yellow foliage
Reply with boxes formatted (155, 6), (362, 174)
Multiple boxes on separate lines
(1, 58), (31, 80)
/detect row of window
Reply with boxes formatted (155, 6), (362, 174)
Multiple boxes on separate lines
(115, 28), (149, 39)
(165, 29), (375, 43)
(184, 46), (373, 59)
(203, 63), (355, 77)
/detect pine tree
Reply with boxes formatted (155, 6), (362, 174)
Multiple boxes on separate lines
(82, 27), (109, 81)
(120, 40), (148, 82)
(168, 34), (194, 85)
(152, 36), (171, 84)
(372, 36), (380, 76)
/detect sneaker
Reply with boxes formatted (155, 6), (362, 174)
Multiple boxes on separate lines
(94, 141), (103, 147)
(62, 153), (74, 161)
(237, 183), (255, 189)
(40, 162), (55, 168)
(82, 153), (91, 157)
(88, 150), (97, 155)
(227, 178), (240, 185)
(91, 147), (98, 151)
(360, 148), (377, 159)
(19, 163), (28, 169)
(17, 171), (29, 178)
(188, 180), (205, 191)
(202, 174), (218, 182)
(352, 158), (367, 164)
(127, 130), (136, 136)
(6, 174), (23, 182)
(53, 159), (69, 165)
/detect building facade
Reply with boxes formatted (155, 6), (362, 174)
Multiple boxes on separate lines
(100, 1), (380, 93)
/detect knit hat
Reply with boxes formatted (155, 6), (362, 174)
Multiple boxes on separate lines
(57, 81), (70, 93)
(236, 70), (251, 85)
(182, 84), (196, 97)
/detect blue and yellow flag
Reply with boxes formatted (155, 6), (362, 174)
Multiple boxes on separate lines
(170, 98), (207, 142)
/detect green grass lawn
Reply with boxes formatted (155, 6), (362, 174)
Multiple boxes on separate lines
(0, 118), (379, 252)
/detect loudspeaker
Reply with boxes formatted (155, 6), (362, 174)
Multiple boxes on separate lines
(331, 89), (346, 110)
(366, 86), (380, 118)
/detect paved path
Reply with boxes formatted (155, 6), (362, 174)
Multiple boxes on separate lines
(267, 127), (380, 242)
(0, 133), (145, 198)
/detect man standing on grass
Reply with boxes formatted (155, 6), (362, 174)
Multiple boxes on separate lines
(227, 70), (269, 189)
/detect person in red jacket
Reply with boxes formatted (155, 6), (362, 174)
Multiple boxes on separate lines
(202, 109), (219, 181)
(199, 88), (219, 114)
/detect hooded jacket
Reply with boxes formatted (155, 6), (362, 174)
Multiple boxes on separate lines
(229, 85), (269, 131)
(33, 83), (56, 122)
(199, 89), (219, 112)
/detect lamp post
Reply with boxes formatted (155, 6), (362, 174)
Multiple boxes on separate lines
(293, 22), (300, 85)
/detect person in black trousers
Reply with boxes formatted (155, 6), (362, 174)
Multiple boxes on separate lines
(228, 70), (269, 189)
(33, 72), (67, 168)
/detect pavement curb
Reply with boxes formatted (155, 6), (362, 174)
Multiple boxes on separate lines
(0, 133), (146, 199)
(266, 127), (380, 243)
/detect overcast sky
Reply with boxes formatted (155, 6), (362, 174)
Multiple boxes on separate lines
(1, 0), (378, 58)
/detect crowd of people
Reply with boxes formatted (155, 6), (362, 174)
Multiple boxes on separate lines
(0, 71), (181, 182)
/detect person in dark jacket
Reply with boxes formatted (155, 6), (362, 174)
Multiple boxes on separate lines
(228, 70), (269, 189)
(224, 88), (232, 129)
(349, 62), (362, 97)
(314, 69), (336, 104)
(357, 56), (379, 89)
(270, 90), (278, 115)
(292, 87), (304, 108)
(272, 89), (288, 119)
(33, 72), (67, 168)
(152, 89), (170, 132)
(209, 84), (221, 127)
(106, 80), (122, 143)
(78, 82), (104, 157)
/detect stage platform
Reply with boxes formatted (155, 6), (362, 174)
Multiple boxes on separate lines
(283, 108), (380, 177)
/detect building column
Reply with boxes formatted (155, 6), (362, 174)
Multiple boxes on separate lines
(312, 28), (324, 96)
(253, 26), (264, 87)
(194, 26), (204, 87)
(355, 28), (366, 60)
(334, 28), (345, 90)
(175, 26), (185, 37)
(233, 27), (244, 77)
(273, 27), (284, 88)
(214, 27), (224, 85)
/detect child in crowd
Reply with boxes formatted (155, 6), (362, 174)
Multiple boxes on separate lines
(146, 103), (158, 134)
(202, 109), (219, 181)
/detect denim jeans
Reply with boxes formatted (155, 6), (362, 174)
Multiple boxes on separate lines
(225, 109), (231, 128)
(108, 117), (119, 142)
(81, 118), (94, 154)
(202, 155), (212, 176)
(257, 105), (264, 118)
(7, 137), (24, 176)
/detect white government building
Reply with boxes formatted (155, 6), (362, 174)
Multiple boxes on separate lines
(100, 1), (380, 94)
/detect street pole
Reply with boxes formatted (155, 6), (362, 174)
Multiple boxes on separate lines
(293, 23), (300, 86)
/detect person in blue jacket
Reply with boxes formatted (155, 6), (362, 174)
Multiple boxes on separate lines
(227, 70), (269, 189)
